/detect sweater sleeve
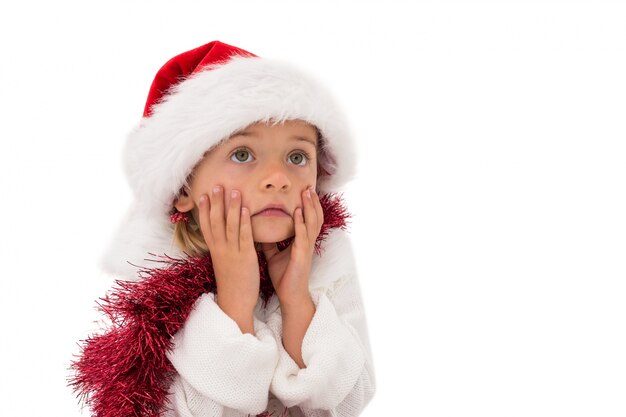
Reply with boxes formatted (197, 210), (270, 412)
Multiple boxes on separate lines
(166, 292), (279, 415)
(267, 232), (376, 414)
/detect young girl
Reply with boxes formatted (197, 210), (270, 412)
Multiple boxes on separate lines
(71, 40), (375, 417)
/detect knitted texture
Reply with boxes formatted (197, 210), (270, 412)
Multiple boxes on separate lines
(165, 230), (376, 416)
(267, 292), (366, 409)
(69, 193), (349, 417)
(167, 293), (279, 413)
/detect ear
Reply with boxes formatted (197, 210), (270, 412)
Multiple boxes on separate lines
(174, 191), (195, 213)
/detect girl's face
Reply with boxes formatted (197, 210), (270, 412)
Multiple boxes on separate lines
(174, 119), (319, 243)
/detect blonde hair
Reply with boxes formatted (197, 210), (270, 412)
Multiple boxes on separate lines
(171, 180), (208, 257)
(172, 218), (207, 257)
(174, 220), (209, 257)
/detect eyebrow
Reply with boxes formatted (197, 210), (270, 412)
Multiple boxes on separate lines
(230, 131), (318, 148)
(291, 135), (318, 148)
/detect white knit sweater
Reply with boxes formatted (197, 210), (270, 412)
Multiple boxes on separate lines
(162, 228), (375, 417)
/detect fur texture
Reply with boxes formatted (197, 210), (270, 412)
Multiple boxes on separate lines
(71, 198), (351, 417)
(101, 56), (356, 279)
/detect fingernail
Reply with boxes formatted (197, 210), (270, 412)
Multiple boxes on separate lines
(306, 189), (311, 198)
(231, 189), (239, 199)
(199, 195), (207, 204)
(212, 186), (221, 194)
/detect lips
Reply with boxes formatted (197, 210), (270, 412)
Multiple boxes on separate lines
(252, 204), (290, 217)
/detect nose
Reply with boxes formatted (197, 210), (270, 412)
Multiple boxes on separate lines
(260, 161), (291, 191)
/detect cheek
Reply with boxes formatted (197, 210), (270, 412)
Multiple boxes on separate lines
(300, 169), (318, 190)
(193, 161), (248, 195)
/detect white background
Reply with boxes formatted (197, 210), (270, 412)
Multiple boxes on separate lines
(1, 1), (625, 416)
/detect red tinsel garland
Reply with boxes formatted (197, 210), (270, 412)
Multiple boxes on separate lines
(69, 193), (350, 417)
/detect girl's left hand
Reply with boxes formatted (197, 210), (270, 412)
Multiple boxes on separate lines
(261, 188), (324, 308)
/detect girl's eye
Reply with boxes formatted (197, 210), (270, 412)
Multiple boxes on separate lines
(288, 152), (308, 166)
(231, 149), (253, 163)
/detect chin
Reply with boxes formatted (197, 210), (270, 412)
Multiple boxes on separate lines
(251, 219), (294, 243)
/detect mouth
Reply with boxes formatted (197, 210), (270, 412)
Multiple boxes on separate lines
(252, 205), (291, 217)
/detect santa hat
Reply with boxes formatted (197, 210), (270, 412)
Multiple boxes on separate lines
(100, 40), (356, 279)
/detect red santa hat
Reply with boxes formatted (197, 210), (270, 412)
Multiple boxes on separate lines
(100, 40), (356, 278)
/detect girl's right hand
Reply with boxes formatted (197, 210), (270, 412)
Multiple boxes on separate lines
(198, 186), (260, 331)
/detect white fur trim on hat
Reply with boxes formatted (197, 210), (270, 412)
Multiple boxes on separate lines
(100, 55), (356, 279)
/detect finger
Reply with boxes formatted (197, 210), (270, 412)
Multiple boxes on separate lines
(311, 189), (324, 233)
(226, 189), (241, 247)
(293, 207), (308, 247)
(209, 185), (226, 242)
(239, 207), (255, 252)
(197, 194), (215, 248)
(302, 188), (318, 240)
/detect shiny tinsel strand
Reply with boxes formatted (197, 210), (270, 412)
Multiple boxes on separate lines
(69, 193), (350, 417)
